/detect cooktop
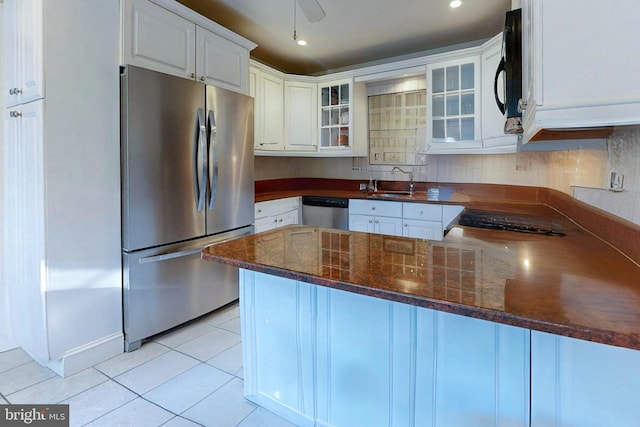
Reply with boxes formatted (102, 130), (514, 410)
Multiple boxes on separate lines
(457, 210), (566, 237)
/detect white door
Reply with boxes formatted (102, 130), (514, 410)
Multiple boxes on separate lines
(375, 216), (403, 236)
(196, 26), (248, 93)
(349, 214), (375, 233)
(285, 80), (317, 151)
(3, 0), (44, 107)
(403, 219), (443, 240)
(122, 0), (196, 80)
(259, 72), (284, 150)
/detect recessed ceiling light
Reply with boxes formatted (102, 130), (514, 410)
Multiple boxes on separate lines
(297, 39), (308, 46)
(450, 0), (462, 8)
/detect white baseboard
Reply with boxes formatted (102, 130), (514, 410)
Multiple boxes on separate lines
(48, 332), (123, 377)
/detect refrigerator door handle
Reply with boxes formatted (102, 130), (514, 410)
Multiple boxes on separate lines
(208, 109), (219, 210)
(138, 247), (203, 264)
(138, 227), (253, 264)
(193, 108), (207, 211)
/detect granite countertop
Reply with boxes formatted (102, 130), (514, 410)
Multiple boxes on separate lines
(203, 200), (640, 351)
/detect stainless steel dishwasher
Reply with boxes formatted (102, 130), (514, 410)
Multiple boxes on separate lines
(301, 196), (349, 230)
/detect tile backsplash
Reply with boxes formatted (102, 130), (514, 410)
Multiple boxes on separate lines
(255, 126), (640, 226)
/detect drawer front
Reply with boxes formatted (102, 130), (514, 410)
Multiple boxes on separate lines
(403, 203), (442, 221)
(255, 197), (300, 219)
(349, 199), (402, 217)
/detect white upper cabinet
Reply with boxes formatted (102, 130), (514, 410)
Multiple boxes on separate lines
(122, 0), (196, 79)
(250, 66), (284, 151)
(426, 55), (482, 153)
(521, 0), (640, 143)
(121, 0), (255, 94)
(3, 0), (44, 107)
(284, 79), (317, 151)
(196, 26), (249, 92)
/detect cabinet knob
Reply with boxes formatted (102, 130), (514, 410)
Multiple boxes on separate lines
(371, 206), (376, 211)
(404, 223), (408, 227)
(190, 73), (195, 79)
(517, 99), (527, 113)
(368, 219), (373, 223)
(374, 220), (379, 224)
(257, 209), (262, 214)
(278, 218), (283, 222)
(200, 76), (205, 82)
(419, 210), (424, 215)
(9, 111), (21, 118)
(9, 88), (22, 95)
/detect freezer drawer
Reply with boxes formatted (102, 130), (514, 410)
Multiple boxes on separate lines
(122, 229), (249, 351)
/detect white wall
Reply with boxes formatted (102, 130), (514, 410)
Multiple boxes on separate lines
(255, 148), (608, 197)
(573, 126), (640, 224)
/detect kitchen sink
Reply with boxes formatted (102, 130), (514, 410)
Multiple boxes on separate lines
(368, 191), (414, 198)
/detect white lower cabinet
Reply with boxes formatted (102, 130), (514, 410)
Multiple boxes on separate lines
(254, 197), (300, 233)
(240, 270), (531, 427)
(350, 200), (464, 241)
(349, 199), (404, 236)
(531, 332), (640, 427)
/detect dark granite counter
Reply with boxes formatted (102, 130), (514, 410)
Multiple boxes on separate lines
(203, 203), (640, 350)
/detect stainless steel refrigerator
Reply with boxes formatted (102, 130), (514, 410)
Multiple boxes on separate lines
(120, 66), (254, 351)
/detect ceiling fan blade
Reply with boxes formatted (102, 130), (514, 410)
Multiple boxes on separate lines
(296, 0), (325, 23)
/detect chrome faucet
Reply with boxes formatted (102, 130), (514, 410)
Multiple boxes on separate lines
(391, 167), (414, 195)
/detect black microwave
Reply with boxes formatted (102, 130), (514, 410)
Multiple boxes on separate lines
(494, 8), (523, 134)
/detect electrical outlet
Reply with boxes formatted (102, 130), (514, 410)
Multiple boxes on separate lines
(359, 183), (368, 191)
(609, 170), (624, 192)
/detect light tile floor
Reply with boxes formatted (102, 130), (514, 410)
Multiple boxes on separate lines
(0, 303), (297, 427)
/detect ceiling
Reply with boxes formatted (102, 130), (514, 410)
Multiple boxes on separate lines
(177, 0), (512, 75)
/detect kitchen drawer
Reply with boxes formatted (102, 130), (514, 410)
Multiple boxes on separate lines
(402, 203), (442, 221)
(349, 199), (402, 217)
(255, 197), (300, 219)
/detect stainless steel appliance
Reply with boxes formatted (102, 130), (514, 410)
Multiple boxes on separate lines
(494, 8), (523, 134)
(120, 65), (254, 351)
(301, 196), (349, 230)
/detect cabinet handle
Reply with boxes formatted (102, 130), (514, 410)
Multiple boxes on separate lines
(257, 209), (263, 214)
(518, 99), (527, 113)
(374, 220), (379, 224)
(190, 73), (196, 79)
(9, 88), (22, 95)
(200, 76), (205, 82)
(419, 210), (424, 215)
(368, 219), (373, 223)
(9, 111), (22, 118)
(371, 206), (376, 211)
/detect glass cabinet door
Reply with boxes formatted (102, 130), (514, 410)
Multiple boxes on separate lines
(319, 81), (351, 149)
(427, 57), (481, 148)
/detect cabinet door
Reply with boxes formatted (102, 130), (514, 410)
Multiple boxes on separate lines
(349, 214), (375, 233)
(319, 79), (352, 151)
(196, 26), (248, 94)
(284, 80), (317, 151)
(402, 219), (442, 240)
(375, 216), (403, 237)
(4, 101), (49, 362)
(426, 56), (482, 153)
(3, 0), (44, 107)
(255, 216), (276, 233)
(258, 72), (284, 150)
(122, 0), (196, 80)
(275, 209), (299, 228)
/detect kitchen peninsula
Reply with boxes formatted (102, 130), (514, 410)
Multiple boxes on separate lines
(202, 183), (640, 427)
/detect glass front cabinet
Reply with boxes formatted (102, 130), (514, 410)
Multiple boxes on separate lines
(426, 56), (482, 152)
(319, 79), (352, 151)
